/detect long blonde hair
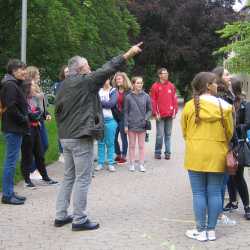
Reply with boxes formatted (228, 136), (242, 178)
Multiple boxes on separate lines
(26, 66), (42, 94)
(112, 72), (131, 91)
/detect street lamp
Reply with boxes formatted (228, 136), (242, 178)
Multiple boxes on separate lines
(21, 0), (27, 63)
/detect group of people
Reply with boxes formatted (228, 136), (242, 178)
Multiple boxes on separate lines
(182, 67), (250, 242)
(93, 67), (178, 173)
(0, 60), (58, 205)
(1, 42), (249, 240)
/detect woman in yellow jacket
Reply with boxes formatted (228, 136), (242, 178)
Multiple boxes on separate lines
(181, 72), (233, 241)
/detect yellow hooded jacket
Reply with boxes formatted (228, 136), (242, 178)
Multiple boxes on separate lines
(181, 94), (234, 173)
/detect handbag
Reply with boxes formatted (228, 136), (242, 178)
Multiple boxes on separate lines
(218, 99), (238, 175)
(237, 139), (250, 167)
(131, 94), (151, 130)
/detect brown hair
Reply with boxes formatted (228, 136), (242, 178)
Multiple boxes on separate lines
(112, 72), (132, 91)
(59, 65), (68, 81)
(157, 67), (168, 76)
(131, 76), (143, 85)
(191, 72), (217, 124)
(212, 66), (227, 92)
(231, 77), (243, 111)
(26, 66), (41, 94)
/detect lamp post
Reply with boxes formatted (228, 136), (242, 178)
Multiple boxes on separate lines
(21, 0), (27, 63)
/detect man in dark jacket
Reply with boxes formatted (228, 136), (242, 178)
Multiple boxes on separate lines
(0, 59), (29, 205)
(54, 43), (142, 231)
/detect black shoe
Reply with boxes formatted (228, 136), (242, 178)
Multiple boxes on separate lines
(1, 196), (25, 205)
(244, 206), (250, 220)
(223, 202), (238, 212)
(13, 192), (26, 201)
(43, 178), (58, 185)
(165, 155), (171, 160)
(72, 219), (100, 231)
(154, 155), (161, 160)
(54, 215), (73, 227)
(24, 181), (36, 189)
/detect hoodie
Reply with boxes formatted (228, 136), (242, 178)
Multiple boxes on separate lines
(124, 91), (152, 132)
(0, 74), (29, 134)
(181, 94), (234, 173)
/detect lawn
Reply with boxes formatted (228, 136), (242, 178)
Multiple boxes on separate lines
(0, 107), (59, 191)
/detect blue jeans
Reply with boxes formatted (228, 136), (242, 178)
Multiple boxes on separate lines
(98, 118), (117, 165)
(188, 171), (224, 231)
(2, 132), (23, 198)
(155, 117), (173, 157)
(115, 119), (128, 158)
(221, 173), (229, 210)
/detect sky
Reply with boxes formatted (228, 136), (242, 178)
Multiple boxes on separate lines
(233, 0), (247, 11)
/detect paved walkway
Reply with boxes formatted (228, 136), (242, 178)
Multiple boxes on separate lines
(1, 110), (250, 250)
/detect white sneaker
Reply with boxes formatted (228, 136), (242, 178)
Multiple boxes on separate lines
(139, 164), (146, 172)
(30, 170), (42, 180)
(129, 165), (135, 172)
(217, 214), (236, 225)
(58, 154), (64, 163)
(108, 165), (116, 172)
(207, 230), (216, 241)
(185, 229), (207, 242)
(95, 165), (103, 171)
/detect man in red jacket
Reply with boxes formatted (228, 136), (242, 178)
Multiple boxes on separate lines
(150, 68), (178, 160)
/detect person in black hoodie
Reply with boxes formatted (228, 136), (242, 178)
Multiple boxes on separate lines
(223, 77), (250, 220)
(0, 59), (29, 205)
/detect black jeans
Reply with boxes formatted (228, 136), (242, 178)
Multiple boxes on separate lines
(227, 166), (249, 207)
(21, 126), (49, 183)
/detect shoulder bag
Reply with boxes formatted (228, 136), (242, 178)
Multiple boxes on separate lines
(218, 99), (238, 175)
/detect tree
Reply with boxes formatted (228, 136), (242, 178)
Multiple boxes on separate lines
(0, 0), (139, 83)
(128, 0), (237, 95)
(216, 2), (250, 74)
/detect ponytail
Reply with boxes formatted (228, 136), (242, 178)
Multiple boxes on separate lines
(194, 94), (200, 124)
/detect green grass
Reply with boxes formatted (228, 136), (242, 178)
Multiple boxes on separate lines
(0, 107), (59, 191)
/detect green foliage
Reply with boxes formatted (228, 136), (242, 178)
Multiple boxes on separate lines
(128, 0), (237, 96)
(0, 0), (139, 82)
(216, 20), (250, 74)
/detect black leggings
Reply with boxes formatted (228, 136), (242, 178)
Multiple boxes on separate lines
(227, 166), (249, 207)
(21, 126), (49, 183)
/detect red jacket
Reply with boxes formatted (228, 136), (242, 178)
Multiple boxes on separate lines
(150, 80), (178, 118)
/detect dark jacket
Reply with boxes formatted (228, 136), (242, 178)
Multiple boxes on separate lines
(0, 74), (29, 134)
(112, 90), (130, 122)
(55, 55), (126, 140)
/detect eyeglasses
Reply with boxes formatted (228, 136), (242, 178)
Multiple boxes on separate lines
(160, 72), (168, 75)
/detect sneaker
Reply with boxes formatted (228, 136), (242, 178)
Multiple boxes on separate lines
(207, 230), (216, 241)
(244, 206), (250, 220)
(185, 229), (207, 241)
(42, 179), (58, 185)
(154, 155), (161, 160)
(117, 158), (127, 164)
(129, 165), (135, 172)
(95, 164), (104, 171)
(108, 165), (116, 172)
(58, 154), (64, 163)
(223, 202), (238, 212)
(24, 181), (36, 189)
(30, 170), (42, 180)
(139, 164), (146, 172)
(217, 214), (236, 225)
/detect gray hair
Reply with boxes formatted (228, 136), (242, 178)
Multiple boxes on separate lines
(68, 56), (88, 76)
